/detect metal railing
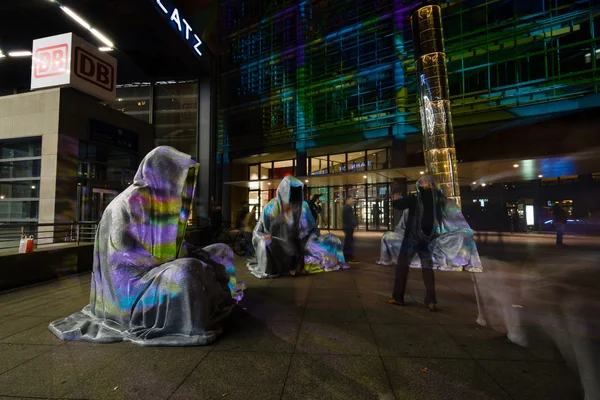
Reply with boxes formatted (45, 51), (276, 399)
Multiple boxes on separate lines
(0, 221), (98, 253)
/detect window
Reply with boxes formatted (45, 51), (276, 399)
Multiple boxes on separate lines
(367, 149), (388, 170)
(0, 138), (42, 222)
(329, 153), (346, 174)
(154, 82), (199, 159)
(111, 85), (152, 123)
(310, 156), (328, 175)
(345, 151), (366, 172)
(272, 160), (295, 178)
(249, 165), (259, 180)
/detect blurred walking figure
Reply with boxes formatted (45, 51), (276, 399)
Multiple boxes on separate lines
(510, 209), (519, 234)
(553, 203), (568, 245)
(308, 194), (322, 227)
(243, 205), (258, 258)
(343, 197), (357, 263)
(236, 201), (249, 229)
(373, 203), (380, 229)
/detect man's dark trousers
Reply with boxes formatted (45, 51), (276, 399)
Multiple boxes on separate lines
(393, 240), (437, 304)
(343, 228), (354, 261)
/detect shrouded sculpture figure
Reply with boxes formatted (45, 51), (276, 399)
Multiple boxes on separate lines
(377, 176), (482, 272)
(48, 146), (244, 346)
(247, 176), (348, 278)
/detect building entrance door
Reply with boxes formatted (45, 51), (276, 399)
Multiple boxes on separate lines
(77, 187), (119, 221)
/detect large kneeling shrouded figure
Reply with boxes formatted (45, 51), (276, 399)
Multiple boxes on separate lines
(48, 146), (244, 346)
(247, 176), (348, 278)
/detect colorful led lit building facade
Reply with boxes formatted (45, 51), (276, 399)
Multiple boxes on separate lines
(218, 0), (600, 233)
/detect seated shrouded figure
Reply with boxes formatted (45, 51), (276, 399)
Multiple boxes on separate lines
(377, 177), (482, 272)
(248, 176), (348, 278)
(48, 146), (244, 346)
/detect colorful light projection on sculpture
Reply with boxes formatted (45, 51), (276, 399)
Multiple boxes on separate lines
(411, 5), (460, 206)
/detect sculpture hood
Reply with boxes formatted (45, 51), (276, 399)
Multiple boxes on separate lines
(118, 146), (198, 265)
(276, 176), (305, 205)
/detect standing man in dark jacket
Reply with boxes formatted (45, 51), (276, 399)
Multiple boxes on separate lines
(342, 197), (357, 262)
(386, 175), (442, 311)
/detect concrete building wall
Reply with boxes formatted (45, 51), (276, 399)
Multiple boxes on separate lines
(0, 88), (61, 225)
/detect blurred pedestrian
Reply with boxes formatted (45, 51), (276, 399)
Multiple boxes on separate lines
(510, 209), (519, 234)
(308, 194), (322, 225)
(553, 203), (568, 245)
(373, 203), (380, 229)
(243, 205), (258, 257)
(342, 197), (357, 263)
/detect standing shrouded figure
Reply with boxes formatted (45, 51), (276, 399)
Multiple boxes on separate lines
(48, 146), (244, 346)
(248, 176), (348, 278)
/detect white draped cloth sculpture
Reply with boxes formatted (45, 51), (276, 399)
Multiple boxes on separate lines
(247, 176), (348, 278)
(48, 146), (244, 346)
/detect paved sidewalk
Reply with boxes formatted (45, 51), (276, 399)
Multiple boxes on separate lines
(0, 233), (594, 399)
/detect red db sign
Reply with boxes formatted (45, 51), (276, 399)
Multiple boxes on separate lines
(34, 44), (69, 78)
(74, 47), (115, 92)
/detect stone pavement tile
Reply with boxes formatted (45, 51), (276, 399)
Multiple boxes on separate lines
(215, 318), (299, 353)
(170, 351), (291, 400)
(479, 360), (584, 400)
(353, 276), (394, 291)
(428, 303), (480, 325)
(64, 340), (130, 348)
(243, 287), (309, 303)
(238, 275), (273, 288)
(282, 354), (394, 400)
(0, 323), (65, 346)
(311, 273), (356, 290)
(443, 325), (562, 361)
(383, 357), (510, 400)
(372, 324), (470, 358)
(0, 344), (129, 398)
(303, 300), (367, 323)
(241, 300), (305, 323)
(361, 298), (437, 324)
(18, 295), (88, 317)
(268, 276), (313, 289)
(0, 293), (79, 316)
(0, 316), (53, 340)
(296, 322), (378, 355)
(307, 288), (361, 303)
(65, 347), (209, 400)
(0, 344), (56, 375)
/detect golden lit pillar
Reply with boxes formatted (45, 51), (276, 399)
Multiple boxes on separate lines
(411, 5), (460, 206)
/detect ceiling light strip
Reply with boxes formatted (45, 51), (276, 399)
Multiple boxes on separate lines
(58, 3), (114, 50)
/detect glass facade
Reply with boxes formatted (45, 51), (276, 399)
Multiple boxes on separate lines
(0, 138), (42, 222)
(110, 81), (199, 159)
(154, 82), (199, 159)
(247, 148), (393, 230)
(218, 0), (600, 154)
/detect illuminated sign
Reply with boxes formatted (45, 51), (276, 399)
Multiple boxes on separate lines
(340, 161), (373, 172)
(525, 205), (535, 226)
(155, 0), (202, 57)
(31, 33), (117, 102)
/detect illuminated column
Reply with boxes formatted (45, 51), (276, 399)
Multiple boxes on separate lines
(411, 5), (460, 206)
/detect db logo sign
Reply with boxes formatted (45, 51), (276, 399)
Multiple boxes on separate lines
(74, 47), (115, 92)
(34, 44), (69, 78)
